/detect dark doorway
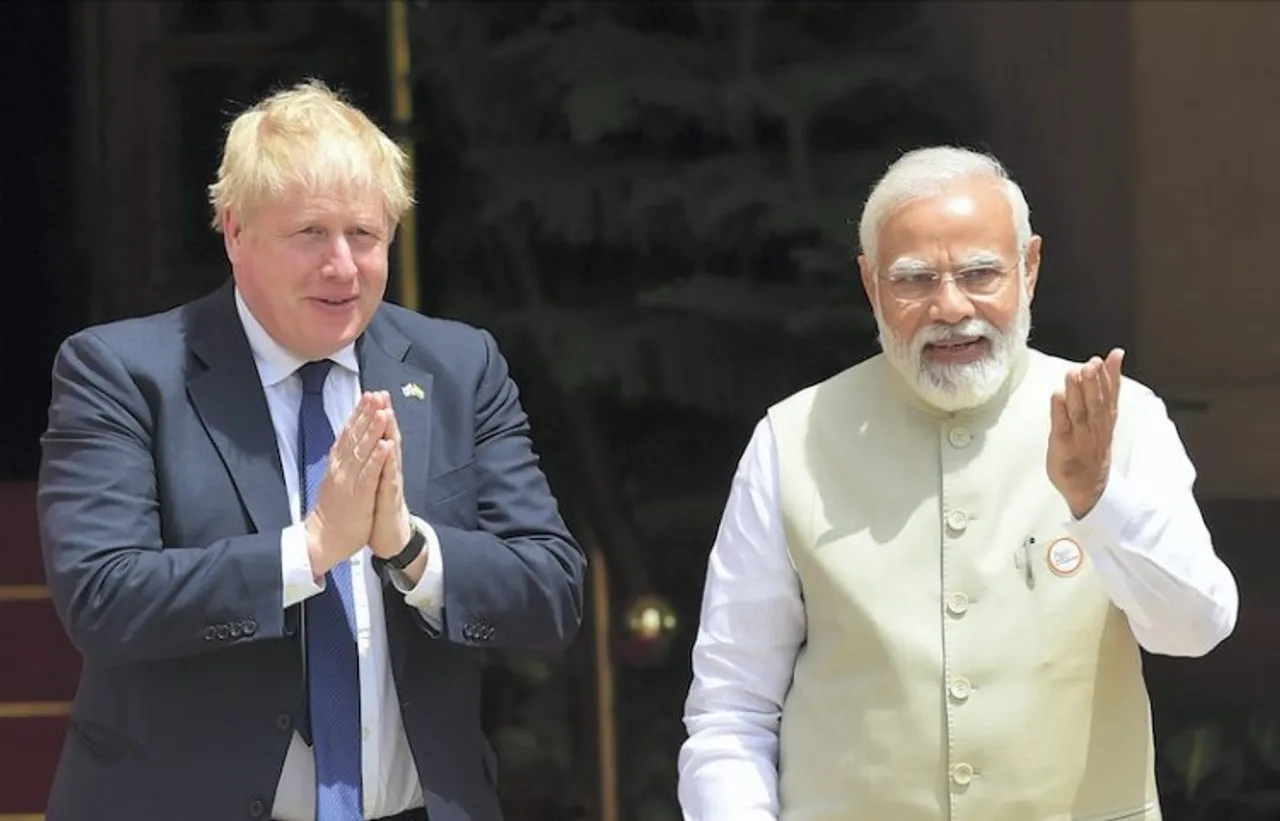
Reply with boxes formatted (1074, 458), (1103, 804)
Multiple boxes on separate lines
(1, 0), (78, 480)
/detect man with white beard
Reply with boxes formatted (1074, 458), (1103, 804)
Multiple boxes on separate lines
(676, 146), (1239, 821)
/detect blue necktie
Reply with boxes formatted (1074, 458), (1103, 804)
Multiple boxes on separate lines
(297, 360), (363, 821)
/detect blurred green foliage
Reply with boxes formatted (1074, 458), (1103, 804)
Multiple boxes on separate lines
(387, 2), (983, 817)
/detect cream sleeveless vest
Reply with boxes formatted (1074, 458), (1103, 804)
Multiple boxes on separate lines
(766, 349), (1160, 821)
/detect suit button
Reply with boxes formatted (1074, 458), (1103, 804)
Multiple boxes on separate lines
(229, 622), (243, 638)
(203, 626), (216, 641)
(247, 797), (266, 818)
(242, 619), (258, 637)
(275, 713), (292, 732)
(216, 624), (230, 640)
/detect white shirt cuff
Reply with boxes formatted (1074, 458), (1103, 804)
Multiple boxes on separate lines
(281, 522), (325, 609)
(390, 514), (444, 629)
(1064, 471), (1145, 547)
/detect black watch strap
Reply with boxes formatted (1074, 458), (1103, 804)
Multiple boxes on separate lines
(385, 521), (426, 570)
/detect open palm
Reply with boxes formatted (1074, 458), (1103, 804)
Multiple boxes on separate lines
(1047, 349), (1125, 519)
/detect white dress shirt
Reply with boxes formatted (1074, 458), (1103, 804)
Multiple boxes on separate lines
(234, 290), (444, 821)
(677, 402), (1239, 821)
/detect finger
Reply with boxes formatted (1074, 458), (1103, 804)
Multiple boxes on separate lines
(374, 449), (395, 506)
(1105, 348), (1125, 406)
(356, 408), (391, 459)
(1108, 347), (1125, 375)
(340, 395), (376, 457)
(1095, 352), (1111, 392)
(370, 391), (394, 417)
(360, 439), (394, 486)
(1082, 357), (1106, 414)
(1064, 369), (1089, 427)
(378, 440), (403, 500)
(1050, 391), (1072, 436)
(1096, 354), (1117, 414)
(384, 403), (402, 446)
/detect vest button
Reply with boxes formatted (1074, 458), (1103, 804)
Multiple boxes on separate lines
(949, 678), (972, 701)
(946, 509), (969, 532)
(948, 426), (972, 448)
(946, 592), (970, 615)
(951, 762), (974, 786)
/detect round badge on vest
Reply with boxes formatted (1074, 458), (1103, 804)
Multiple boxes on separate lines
(1045, 537), (1085, 577)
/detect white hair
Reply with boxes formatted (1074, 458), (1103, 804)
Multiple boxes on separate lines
(858, 146), (1033, 267)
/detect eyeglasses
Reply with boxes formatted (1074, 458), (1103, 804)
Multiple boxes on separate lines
(880, 265), (1015, 303)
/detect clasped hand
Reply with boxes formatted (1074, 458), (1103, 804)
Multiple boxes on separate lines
(1047, 348), (1125, 520)
(305, 391), (413, 576)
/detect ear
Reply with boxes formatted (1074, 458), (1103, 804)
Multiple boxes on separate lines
(1022, 235), (1043, 301)
(858, 253), (877, 307)
(222, 211), (243, 263)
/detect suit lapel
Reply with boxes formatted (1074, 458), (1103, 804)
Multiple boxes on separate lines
(357, 313), (434, 517)
(185, 283), (293, 533)
(359, 314), (435, 674)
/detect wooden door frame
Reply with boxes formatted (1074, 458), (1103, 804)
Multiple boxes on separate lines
(73, 1), (311, 324)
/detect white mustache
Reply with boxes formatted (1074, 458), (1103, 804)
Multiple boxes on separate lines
(915, 318), (1001, 348)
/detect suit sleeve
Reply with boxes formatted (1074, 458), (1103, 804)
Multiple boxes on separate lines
(430, 329), (587, 654)
(38, 330), (288, 666)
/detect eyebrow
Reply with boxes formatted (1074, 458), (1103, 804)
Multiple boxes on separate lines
(887, 258), (934, 277)
(955, 250), (1006, 270)
(288, 218), (386, 233)
(886, 251), (1007, 277)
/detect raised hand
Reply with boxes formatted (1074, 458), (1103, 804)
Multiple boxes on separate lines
(1047, 349), (1125, 519)
(305, 392), (392, 575)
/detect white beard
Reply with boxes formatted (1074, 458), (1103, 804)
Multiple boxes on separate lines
(875, 280), (1032, 413)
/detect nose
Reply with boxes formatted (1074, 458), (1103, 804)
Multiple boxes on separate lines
(929, 277), (977, 325)
(322, 235), (358, 279)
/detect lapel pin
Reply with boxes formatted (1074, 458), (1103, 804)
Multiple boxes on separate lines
(400, 382), (426, 400)
(1046, 537), (1085, 578)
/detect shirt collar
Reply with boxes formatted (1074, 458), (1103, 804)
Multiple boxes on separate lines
(234, 287), (360, 388)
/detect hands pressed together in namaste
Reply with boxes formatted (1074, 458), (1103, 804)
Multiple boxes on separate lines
(305, 391), (417, 577)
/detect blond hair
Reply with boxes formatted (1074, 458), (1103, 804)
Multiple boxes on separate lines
(208, 79), (414, 232)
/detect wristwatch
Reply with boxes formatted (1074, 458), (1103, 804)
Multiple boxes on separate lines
(383, 518), (427, 571)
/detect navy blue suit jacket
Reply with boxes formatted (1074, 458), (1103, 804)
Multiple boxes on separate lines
(36, 283), (586, 821)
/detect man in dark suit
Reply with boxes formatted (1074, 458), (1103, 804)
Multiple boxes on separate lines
(36, 80), (586, 821)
